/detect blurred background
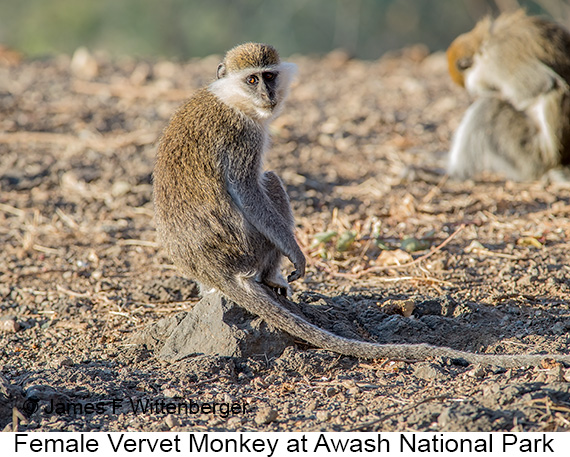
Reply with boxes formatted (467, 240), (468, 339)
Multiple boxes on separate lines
(0, 0), (569, 60)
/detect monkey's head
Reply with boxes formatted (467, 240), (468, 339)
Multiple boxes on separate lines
(447, 17), (491, 87)
(210, 42), (297, 121)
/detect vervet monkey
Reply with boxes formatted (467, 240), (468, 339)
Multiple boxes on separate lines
(447, 10), (570, 180)
(153, 42), (570, 367)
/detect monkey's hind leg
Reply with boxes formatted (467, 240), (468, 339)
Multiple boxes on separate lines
(255, 171), (295, 296)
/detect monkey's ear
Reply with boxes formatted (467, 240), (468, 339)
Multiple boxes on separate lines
(217, 63), (226, 79)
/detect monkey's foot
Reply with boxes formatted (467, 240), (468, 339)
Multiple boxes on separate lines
(274, 286), (288, 297)
(258, 277), (289, 297)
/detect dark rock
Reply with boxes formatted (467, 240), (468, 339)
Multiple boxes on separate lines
(135, 292), (295, 361)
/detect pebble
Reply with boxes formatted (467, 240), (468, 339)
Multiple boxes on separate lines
(0, 317), (20, 333)
(414, 362), (444, 381)
(227, 417), (242, 428)
(305, 400), (317, 413)
(551, 322), (565, 334)
(324, 386), (338, 397)
(348, 386), (360, 396)
(467, 364), (487, 379)
(70, 47), (98, 79)
(49, 356), (73, 368)
(111, 181), (131, 197)
(316, 410), (331, 422)
(162, 388), (183, 398)
(255, 407), (278, 425)
(59, 357), (74, 367)
(165, 414), (180, 429)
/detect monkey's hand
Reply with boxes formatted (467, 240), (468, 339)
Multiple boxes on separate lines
(287, 246), (306, 283)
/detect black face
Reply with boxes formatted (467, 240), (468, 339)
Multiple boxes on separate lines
(245, 71), (279, 106)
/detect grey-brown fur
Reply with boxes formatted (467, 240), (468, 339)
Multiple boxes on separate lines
(450, 97), (548, 180)
(153, 43), (570, 367)
(447, 10), (570, 181)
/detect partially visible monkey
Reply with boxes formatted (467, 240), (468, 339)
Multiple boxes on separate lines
(153, 42), (570, 367)
(446, 10), (570, 180)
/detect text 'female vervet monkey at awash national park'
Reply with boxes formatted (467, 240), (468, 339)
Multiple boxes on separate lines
(153, 42), (570, 367)
(447, 9), (570, 181)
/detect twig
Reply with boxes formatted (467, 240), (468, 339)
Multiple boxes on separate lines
(0, 203), (25, 217)
(108, 311), (137, 321)
(363, 275), (454, 286)
(468, 248), (521, 260)
(119, 239), (160, 248)
(329, 224), (465, 280)
(189, 376), (220, 388)
(379, 358), (421, 368)
(55, 208), (80, 230)
(33, 244), (62, 255)
(56, 285), (91, 298)
(422, 173), (449, 204)
(349, 394), (449, 431)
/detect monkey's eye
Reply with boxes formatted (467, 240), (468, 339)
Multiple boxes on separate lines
(456, 57), (472, 72)
(263, 72), (276, 81)
(247, 75), (259, 85)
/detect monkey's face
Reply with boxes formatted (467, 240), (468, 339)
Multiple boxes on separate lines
(210, 62), (297, 121)
(447, 16), (491, 88)
(447, 34), (477, 87)
(243, 69), (280, 111)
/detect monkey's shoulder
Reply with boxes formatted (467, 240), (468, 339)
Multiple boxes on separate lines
(180, 88), (251, 125)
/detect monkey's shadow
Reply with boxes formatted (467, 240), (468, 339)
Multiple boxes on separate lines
(135, 286), (528, 363)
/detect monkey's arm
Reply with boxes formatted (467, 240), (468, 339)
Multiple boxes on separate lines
(226, 173), (306, 282)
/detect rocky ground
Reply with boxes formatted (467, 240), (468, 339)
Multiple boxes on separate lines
(2, 46), (570, 432)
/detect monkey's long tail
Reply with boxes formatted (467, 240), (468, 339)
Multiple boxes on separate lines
(217, 277), (570, 368)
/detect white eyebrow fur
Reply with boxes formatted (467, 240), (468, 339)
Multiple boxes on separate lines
(209, 62), (297, 120)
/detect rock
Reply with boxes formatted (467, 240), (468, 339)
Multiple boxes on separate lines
(316, 410), (332, 422)
(111, 180), (131, 197)
(0, 375), (23, 430)
(546, 364), (565, 383)
(134, 293), (295, 361)
(227, 417), (242, 428)
(414, 362), (445, 381)
(162, 388), (183, 398)
(165, 414), (180, 429)
(305, 400), (318, 413)
(50, 356), (73, 368)
(0, 317), (20, 333)
(255, 407), (278, 425)
(70, 47), (98, 79)
(551, 322), (566, 334)
(324, 386), (339, 397)
(467, 364), (487, 379)
(348, 386), (360, 396)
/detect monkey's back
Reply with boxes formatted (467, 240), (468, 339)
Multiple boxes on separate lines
(153, 88), (265, 285)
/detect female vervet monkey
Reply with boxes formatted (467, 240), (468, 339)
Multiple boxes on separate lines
(447, 10), (570, 180)
(153, 42), (570, 367)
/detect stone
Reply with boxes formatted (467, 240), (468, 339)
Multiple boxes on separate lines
(0, 317), (20, 333)
(255, 407), (278, 425)
(316, 410), (331, 422)
(135, 293), (295, 361)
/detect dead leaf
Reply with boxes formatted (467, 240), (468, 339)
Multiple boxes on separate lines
(390, 193), (416, 218)
(517, 237), (543, 248)
(376, 249), (413, 266)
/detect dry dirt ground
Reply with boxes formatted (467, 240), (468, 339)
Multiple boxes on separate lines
(2, 46), (570, 432)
